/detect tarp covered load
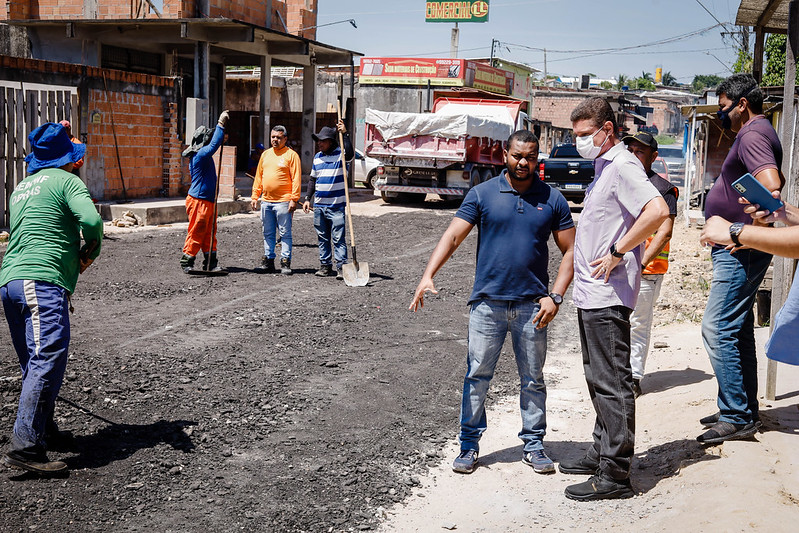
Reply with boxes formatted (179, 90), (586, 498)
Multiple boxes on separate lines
(365, 106), (514, 141)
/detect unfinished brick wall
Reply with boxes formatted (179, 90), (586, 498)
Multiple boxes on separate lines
(87, 89), (171, 199)
(3, 0), (296, 31)
(0, 55), (180, 201)
(532, 92), (593, 130)
(286, 0), (317, 39)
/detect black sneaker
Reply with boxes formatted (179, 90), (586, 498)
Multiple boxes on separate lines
(336, 268), (344, 280)
(257, 256), (275, 273)
(3, 451), (67, 474)
(564, 474), (634, 501)
(558, 454), (599, 475)
(452, 449), (478, 474)
(315, 265), (334, 277)
(280, 258), (292, 275)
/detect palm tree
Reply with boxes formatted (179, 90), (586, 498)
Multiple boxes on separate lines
(641, 71), (653, 81)
(616, 74), (628, 90)
(661, 71), (677, 87)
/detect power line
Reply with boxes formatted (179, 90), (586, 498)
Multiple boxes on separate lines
(500, 23), (722, 55)
(694, 0), (743, 48)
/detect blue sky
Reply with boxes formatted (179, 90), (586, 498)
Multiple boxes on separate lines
(316, 0), (744, 83)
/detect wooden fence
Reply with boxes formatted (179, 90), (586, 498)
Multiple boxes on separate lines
(0, 85), (77, 227)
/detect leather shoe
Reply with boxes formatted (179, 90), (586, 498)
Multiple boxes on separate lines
(565, 474), (634, 501)
(558, 454), (599, 475)
(3, 451), (67, 474)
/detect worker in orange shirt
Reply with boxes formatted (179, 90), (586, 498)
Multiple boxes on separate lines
(59, 120), (84, 176)
(251, 125), (302, 275)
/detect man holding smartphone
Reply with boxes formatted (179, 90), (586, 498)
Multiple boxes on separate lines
(698, 73), (784, 445)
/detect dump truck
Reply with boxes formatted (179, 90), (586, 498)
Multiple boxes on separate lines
(365, 97), (531, 203)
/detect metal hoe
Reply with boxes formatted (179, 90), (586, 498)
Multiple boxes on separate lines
(337, 100), (369, 286)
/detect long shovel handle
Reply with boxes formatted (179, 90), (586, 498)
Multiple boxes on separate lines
(336, 101), (358, 254)
(206, 142), (223, 271)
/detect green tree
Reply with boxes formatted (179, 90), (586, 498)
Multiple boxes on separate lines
(616, 74), (628, 89)
(661, 71), (677, 86)
(732, 47), (753, 74)
(599, 81), (613, 90)
(633, 76), (656, 90)
(640, 71), (653, 81)
(763, 33), (787, 86)
(691, 74), (724, 93)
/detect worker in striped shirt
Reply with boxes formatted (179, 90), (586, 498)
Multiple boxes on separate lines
(302, 120), (354, 279)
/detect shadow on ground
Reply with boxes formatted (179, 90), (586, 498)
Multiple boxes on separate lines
(641, 367), (714, 395)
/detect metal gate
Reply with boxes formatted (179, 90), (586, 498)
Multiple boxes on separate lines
(0, 84), (77, 227)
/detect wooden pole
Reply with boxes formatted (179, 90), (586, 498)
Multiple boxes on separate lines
(767, 0), (799, 401)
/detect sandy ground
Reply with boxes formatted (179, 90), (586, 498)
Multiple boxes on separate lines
(379, 219), (799, 532)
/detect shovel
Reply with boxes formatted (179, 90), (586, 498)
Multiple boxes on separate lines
(337, 100), (370, 287)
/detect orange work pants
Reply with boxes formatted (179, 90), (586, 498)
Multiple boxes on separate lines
(182, 195), (217, 256)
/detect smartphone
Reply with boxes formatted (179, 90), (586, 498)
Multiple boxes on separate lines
(731, 173), (784, 213)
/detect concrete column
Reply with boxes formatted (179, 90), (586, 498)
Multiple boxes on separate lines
(194, 41), (210, 101)
(301, 64), (317, 176)
(260, 51), (272, 147)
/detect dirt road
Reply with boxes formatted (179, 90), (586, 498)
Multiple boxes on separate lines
(0, 195), (797, 532)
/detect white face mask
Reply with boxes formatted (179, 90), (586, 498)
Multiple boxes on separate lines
(575, 127), (609, 160)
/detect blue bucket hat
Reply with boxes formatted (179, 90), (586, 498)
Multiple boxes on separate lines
(25, 122), (86, 174)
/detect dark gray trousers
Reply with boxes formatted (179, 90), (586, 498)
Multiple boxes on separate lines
(578, 306), (635, 481)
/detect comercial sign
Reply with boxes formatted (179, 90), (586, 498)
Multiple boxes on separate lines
(425, 1), (490, 23)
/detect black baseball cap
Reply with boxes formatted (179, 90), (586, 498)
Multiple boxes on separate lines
(622, 131), (658, 151)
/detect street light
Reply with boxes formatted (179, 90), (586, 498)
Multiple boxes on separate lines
(300, 19), (357, 31)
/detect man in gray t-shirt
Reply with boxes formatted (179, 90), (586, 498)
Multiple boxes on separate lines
(563, 97), (667, 502)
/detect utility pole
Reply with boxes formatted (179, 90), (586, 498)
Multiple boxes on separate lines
(450, 23), (459, 58)
(543, 48), (547, 85)
(489, 39), (497, 67)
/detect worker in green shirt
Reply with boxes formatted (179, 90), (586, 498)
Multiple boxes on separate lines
(0, 122), (102, 474)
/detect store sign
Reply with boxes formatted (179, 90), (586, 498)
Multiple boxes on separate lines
(466, 62), (512, 95)
(360, 57), (514, 95)
(425, 1), (490, 23)
(360, 58), (467, 86)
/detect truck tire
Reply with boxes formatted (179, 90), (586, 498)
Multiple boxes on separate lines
(365, 170), (377, 190)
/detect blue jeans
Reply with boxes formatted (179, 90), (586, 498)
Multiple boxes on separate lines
(460, 299), (547, 453)
(260, 201), (293, 260)
(702, 247), (771, 424)
(1, 280), (70, 458)
(313, 204), (347, 268)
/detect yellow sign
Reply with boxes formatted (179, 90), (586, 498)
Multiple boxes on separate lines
(425, 1), (490, 23)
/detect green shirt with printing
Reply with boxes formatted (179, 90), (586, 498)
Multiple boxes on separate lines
(0, 168), (103, 293)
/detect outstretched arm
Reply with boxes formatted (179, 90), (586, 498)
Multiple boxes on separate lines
(409, 217), (474, 311)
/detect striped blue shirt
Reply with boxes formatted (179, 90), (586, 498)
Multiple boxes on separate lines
(310, 147), (346, 207)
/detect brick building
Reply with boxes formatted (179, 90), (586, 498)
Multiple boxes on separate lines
(0, 0), (358, 222)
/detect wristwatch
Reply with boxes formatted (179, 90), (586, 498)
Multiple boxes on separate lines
(609, 243), (625, 258)
(549, 292), (563, 305)
(729, 222), (745, 246)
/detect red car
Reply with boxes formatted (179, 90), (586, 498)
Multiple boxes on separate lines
(651, 156), (669, 181)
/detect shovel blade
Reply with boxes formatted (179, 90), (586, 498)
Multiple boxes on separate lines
(342, 262), (369, 287)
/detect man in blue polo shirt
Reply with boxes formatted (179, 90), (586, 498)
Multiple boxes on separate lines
(410, 130), (575, 475)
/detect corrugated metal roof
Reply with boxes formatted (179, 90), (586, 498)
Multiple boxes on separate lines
(736, 0), (790, 31)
